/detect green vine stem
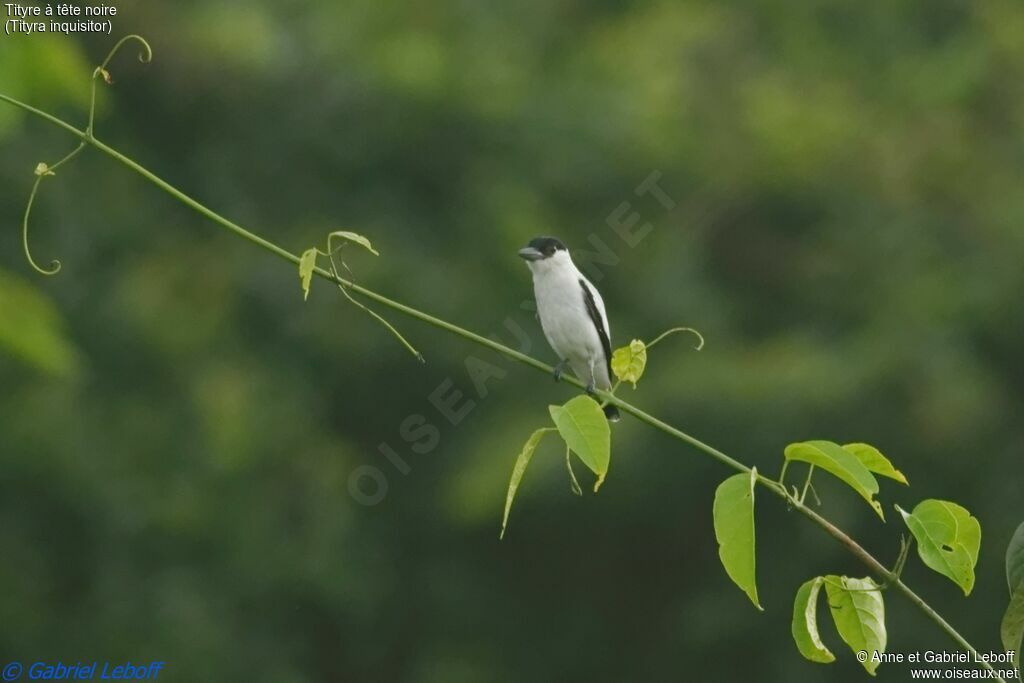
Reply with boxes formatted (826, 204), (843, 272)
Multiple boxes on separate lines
(0, 88), (1005, 682)
(322, 239), (424, 362)
(89, 34), (153, 135)
(20, 35), (152, 276)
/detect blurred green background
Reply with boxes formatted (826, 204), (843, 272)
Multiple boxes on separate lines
(2, 1), (1023, 681)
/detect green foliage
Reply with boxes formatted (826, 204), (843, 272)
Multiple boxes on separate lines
(842, 443), (908, 486)
(609, 327), (703, 389)
(1008, 522), (1024, 593)
(298, 248), (317, 301)
(610, 339), (646, 388)
(328, 230), (379, 256)
(501, 396), (613, 538)
(4, 15), (1020, 679)
(791, 577), (835, 664)
(713, 469), (761, 610)
(1002, 522), (1024, 674)
(500, 428), (554, 540)
(297, 230), (378, 302)
(784, 441), (884, 520)
(296, 230), (422, 361)
(824, 576), (886, 676)
(549, 396), (610, 492)
(790, 575), (887, 674)
(897, 500), (981, 596)
(1001, 590), (1024, 678)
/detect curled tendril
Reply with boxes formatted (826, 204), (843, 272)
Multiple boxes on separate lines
(321, 237), (424, 363)
(646, 326), (705, 351)
(100, 34), (154, 70)
(21, 35), (152, 277)
(89, 35), (153, 134)
(23, 175), (61, 275)
(22, 145), (85, 276)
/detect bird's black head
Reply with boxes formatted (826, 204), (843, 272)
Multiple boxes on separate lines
(518, 236), (567, 261)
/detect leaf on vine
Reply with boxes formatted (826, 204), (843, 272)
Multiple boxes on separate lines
(549, 396), (610, 492)
(1001, 584), (1024, 675)
(329, 230), (379, 256)
(500, 428), (553, 540)
(299, 248), (318, 301)
(1002, 521), (1024, 671)
(824, 576), (886, 676)
(791, 577), (835, 664)
(1007, 521), (1024, 594)
(897, 500), (981, 596)
(713, 468), (761, 610)
(611, 339), (647, 388)
(784, 441), (884, 520)
(842, 443), (908, 485)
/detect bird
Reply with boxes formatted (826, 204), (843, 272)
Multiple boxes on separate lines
(518, 236), (620, 422)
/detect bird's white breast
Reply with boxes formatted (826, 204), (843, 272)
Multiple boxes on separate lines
(528, 253), (611, 389)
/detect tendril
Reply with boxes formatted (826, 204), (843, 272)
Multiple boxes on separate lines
(21, 35), (152, 277)
(324, 243), (424, 363)
(89, 35), (153, 135)
(23, 175), (60, 275)
(22, 144), (85, 276)
(646, 326), (705, 351)
(99, 34), (154, 70)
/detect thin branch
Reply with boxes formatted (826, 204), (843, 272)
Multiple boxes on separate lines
(0, 90), (1005, 683)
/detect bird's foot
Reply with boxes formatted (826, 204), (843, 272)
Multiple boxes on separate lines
(585, 380), (596, 396)
(553, 359), (569, 383)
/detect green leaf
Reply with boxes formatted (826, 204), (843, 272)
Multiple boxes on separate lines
(784, 441), (884, 520)
(897, 500), (981, 596)
(1007, 521), (1024, 593)
(1002, 522), (1024, 673)
(611, 339), (647, 388)
(500, 428), (554, 540)
(298, 248), (318, 301)
(842, 443), (908, 486)
(549, 396), (610, 492)
(792, 577), (835, 663)
(329, 230), (380, 256)
(825, 576), (886, 676)
(1001, 583), (1024, 675)
(713, 468), (761, 610)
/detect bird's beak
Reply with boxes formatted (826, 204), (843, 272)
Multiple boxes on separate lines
(518, 247), (544, 261)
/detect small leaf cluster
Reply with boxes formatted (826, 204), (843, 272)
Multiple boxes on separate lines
(500, 326), (703, 539)
(712, 440), (986, 676)
(297, 231), (421, 362)
(500, 396), (609, 539)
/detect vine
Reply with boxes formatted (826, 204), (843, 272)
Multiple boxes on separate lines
(2, 37), (1020, 681)
(20, 34), (151, 276)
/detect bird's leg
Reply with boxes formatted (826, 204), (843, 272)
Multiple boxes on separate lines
(585, 360), (597, 395)
(553, 358), (569, 383)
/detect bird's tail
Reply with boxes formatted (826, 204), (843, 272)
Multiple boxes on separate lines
(603, 403), (621, 422)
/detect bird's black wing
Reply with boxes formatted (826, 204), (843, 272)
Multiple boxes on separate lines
(579, 278), (612, 379)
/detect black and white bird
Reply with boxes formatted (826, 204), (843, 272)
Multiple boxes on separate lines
(519, 237), (620, 422)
